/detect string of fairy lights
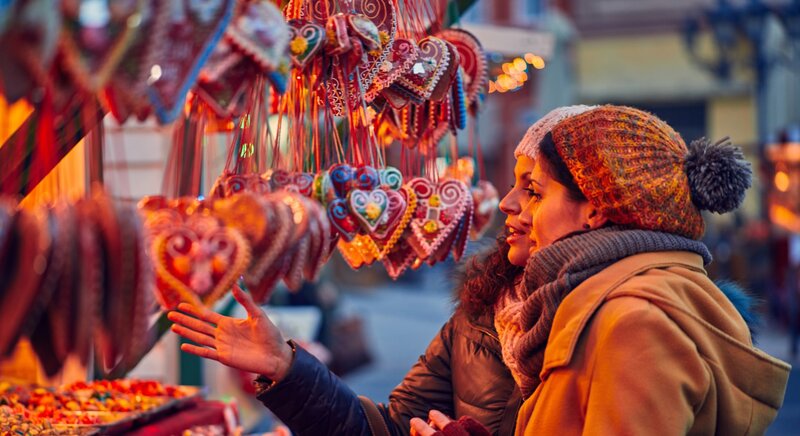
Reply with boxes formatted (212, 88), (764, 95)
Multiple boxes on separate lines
(488, 52), (546, 94)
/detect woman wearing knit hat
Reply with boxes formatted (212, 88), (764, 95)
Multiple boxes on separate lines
(412, 105), (790, 435)
(169, 106), (593, 436)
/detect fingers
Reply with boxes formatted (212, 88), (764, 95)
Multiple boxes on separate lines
(410, 418), (441, 436)
(231, 285), (262, 319)
(167, 310), (217, 337)
(177, 302), (223, 325)
(180, 343), (220, 361)
(428, 410), (453, 430)
(171, 324), (216, 349)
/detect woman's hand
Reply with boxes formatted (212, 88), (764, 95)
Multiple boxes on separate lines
(410, 410), (492, 436)
(410, 410), (452, 436)
(167, 285), (294, 381)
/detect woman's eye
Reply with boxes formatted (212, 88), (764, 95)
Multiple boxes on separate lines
(524, 188), (541, 199)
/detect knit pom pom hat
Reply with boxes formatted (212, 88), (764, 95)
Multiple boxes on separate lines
(550, 105), (752, 240)
(514, 105), (596, 159)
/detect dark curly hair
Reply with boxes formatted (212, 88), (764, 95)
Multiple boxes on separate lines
(456, 233), (524, 320)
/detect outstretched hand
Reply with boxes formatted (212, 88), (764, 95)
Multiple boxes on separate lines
(167, 285), (294, 382)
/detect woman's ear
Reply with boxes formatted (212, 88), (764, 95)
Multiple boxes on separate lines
(585, 208), (609, 230)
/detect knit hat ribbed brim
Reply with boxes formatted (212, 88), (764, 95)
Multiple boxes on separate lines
(514, 105), (597, 159)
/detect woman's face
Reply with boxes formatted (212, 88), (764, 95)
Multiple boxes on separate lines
(522, 161), (595, 255)
(499, 156), (536, 266)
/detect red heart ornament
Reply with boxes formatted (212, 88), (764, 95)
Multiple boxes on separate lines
(382, 238), (417, 279)
(60, 0), (143, 94)
(366, 38), (419, 102)
(146, 0), (235, 124)
(226, 0), (289, 73)
(396, 36), (450, 102)
(104, 0), (167, 124)
(327, 198), (358, 241)
(406, 177), (469, 260)
(153, 220), (250, 310)
(287, 19), (325, 69)
(195, 58), (256, 118)
(438, 28), (488, 109)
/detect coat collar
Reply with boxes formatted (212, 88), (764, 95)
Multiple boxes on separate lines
(540, 251), (707, 374)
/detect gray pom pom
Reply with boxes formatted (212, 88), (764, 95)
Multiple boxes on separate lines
(684, 137), (752, 214)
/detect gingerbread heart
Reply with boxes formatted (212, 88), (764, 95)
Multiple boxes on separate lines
(406, 177), (469, 260)
(378, 166), (403, 190)
(337, 234), (380, 269)
(353, 0), (396, 96)
(287, 19), (325, 69)
(429, 41), (460, 102)
(452, 197), (473, 262)
(329, 163), (355, 198)
(355, 165), (380, 190)
(104, 0), (166, 124)
(349, 14), (381, 51)
(226, 0), (289, 73)
(153, 222), (250, 310)
(438, 28), (488, 109)
(146, 0), (235, 124)
(373, 187), (408, 241)
(396, 36), (450, 101)
(327, 198), (358, 241)
(60, 0), (143, 93)
(349, 189), (389, 233)
(243, 197), (292, 303)
(382, 238), (417, 279)
(367, 38), (419, 102)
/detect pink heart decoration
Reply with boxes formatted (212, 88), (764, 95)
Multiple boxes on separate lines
(327, 198), (359, 241)
(226, 0), (290, 73)
(147, 0), (235, 124)
(287, 20), (325, 69)
(348, 189), (389, 233)
(348, 14), (381, 51)
(382, 238), (417, 280)
(60, 0), (143, 93)
(406, 178), (469, 260)
(451, 197), (473, 262)
(367, 38), (419, 102)
(373, 188), (408, 241)
(437, 28), (488, 109)
(429, 41), (460, 102)
(396, 36), (450, 101)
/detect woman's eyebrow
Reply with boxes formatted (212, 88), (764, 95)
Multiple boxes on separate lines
(529, 177), (543, 187)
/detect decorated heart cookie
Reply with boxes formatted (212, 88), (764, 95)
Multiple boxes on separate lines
(406, 177), (470, 260)
(438, 28), (488, 110)
(395, 36), (450, 102)
(348, 188), (389, 233)
(367, 38), (418, 102)
(153, 218), (250, 310)
(147, 0), (235, 124)
(287, 19), (325, 69)
(226, 0), (289, 73)
(60, 0), (143, 93)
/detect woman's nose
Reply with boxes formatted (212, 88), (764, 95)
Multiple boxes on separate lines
(499, 190), (520, 215)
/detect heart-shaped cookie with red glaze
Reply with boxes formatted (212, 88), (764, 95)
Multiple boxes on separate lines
(147, 0), (235, 124)
(367, 38), (419, 102)
(104, 0), (167, 124)
(287, 19), (325, 69)
(396, 36), (450, 102)
(374, 186), (416, 258)
(429, 41), (461, 102)
(270, 170), (315, 197)
(471, 180), (499, 240)
(243, 196), (292, 304)
(60, 0), (143, 93)
(348, 189), (389, 233)
(226, 0), (289, 73)
(327, 198), (358, 241)
(153, 220), (250, 310)
(382, 238), (417, 279)
(438, 28), (487, 109)
(406, 177), (470, 260)
(329, 163), (356, 198)
(211, 172), (271, 199)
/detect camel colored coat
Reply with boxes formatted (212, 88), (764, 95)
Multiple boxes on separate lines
(516, 251), (790, 435)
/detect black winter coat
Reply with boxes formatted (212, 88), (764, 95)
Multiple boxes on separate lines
(256, 307), (520, 435)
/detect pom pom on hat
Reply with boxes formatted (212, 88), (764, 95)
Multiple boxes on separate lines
(514, 105), (596, 159)
(685, 137), (752, 214)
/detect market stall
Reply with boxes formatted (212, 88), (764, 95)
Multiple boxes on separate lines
(0, 0), (557, 433)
